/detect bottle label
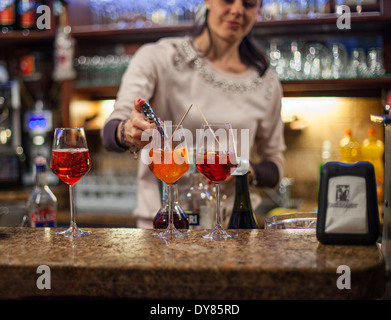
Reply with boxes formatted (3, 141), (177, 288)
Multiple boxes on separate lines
(30, 208), (57, 227)
(186, 212), (200, 227)
(0, 0), (15, 25)
(186, 206), (214, 229)
(18, 0), (35, 28)
(20, 55), (35, 75)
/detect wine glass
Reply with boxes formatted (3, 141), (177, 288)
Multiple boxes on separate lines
(148, 124), (190, 239)
(196, 123), (238, 240)
(50, 128), (91, 237)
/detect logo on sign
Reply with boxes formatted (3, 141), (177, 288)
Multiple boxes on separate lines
(336, 185), (350, 202)
(329, 184), (358, 209)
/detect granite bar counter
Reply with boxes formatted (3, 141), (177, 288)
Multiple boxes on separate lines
(0, 227), (386, 300)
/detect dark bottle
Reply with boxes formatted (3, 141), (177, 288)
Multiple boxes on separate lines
(0, 0), (17, 30)
(228, 172), (259, 229)
(153, 182), (189, 229)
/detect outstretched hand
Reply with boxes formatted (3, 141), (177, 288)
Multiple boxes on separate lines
(122, 97), (156, 150)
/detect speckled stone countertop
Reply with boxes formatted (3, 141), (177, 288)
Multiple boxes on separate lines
(0, 227), (385, 300)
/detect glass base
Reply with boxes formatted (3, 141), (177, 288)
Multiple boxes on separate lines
(56, 224), (91, 238)
(201, 225), (237, 240)
(153, 226), (188, 239)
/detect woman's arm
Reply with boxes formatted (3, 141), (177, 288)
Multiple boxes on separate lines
(249, 160), (280, 188)
(102, 119), (123, 152)
(102, 43), (160, 153)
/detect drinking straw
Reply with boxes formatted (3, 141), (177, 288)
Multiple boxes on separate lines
(169, 104), (193, 142)
(168, 103), (237, 157)
(195, 104), (237, 156)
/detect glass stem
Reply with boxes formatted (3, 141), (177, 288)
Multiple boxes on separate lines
(69, 184), (76, 231)
(215, 183), (221, 228)
(167, 184), (174, 231)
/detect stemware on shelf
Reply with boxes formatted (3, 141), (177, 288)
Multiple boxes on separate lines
(368, 48), (386, 77)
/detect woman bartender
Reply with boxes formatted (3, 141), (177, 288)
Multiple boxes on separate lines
(102, 0), (286, 228)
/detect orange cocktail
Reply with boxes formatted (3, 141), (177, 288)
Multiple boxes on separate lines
(147, 124), (190, 239)
(149, 147), (189, 185)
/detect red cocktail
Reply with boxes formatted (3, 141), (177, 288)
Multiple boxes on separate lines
(50, 128), (91, 237)
(196, 151), (237, 183)
(51, 148), (91, 185)
(196, 123), (238, 240)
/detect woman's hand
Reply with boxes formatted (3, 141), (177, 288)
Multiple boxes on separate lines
(117, 97), (155, 151)
(223, 164), (255, 187)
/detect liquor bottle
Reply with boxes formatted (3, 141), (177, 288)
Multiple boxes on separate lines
(17, 0), (36, 29)
(361, 128), (384, 201)
(27, 156), (57, 227)
(339, 128), (360, 163)
(0, 0), (17, 30)
(228, 172), (259, 229)
(153, 182), (189, 229)
(181, 172), (213, 229)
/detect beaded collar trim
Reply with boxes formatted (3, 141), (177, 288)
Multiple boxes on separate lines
(174, 38), (264, 93)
